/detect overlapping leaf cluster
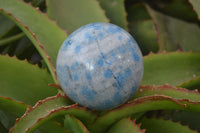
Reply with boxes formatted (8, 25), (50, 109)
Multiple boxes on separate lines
(0, 0), (200, 132)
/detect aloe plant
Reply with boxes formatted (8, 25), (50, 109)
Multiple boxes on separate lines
(0, 0), (200, 132)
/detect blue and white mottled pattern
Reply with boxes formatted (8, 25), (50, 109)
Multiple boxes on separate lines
(56, 23), (144, 110)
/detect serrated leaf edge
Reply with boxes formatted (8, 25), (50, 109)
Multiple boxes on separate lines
(9, 93), (71, 132)
(25, 104), (96, 133)
(90, 95), (187, 133)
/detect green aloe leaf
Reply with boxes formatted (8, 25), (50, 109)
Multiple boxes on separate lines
(133, 85), (200, 113)
(64, 115), (89, 133)
(140, 117), (197, 133)
(46, 0), (109, 34)
(127, 3), (159, 55)
(142, 52), (200, 86)
(97, 0), (128, 30)
(0, 0), (68, 83)
(0, 96), (69, 133)
(133, 85), (200, 101)
(90, 96), (186, 133)
(0, 55), (57, 106)
(146, 5), (200, 52)
(10, 94), (96, 133)
(107, 118), (145, 133)
(188, 0), (200, 20)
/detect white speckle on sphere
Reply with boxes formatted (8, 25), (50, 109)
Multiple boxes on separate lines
(56, 22), (144, 110)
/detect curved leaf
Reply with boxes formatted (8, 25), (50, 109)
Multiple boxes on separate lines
(107, 118), (145, 133)
(142, 52), (200, 86)
(146, 5), (200, 52)
(90, 96), (186, 133)
(64, 115), (89, 133)
(97, 0), (128, 30)
(0, 55), (57, 106)
(46, 0), (109, 34)
(0, 0), (68, 83)
(133, 85), (200, 102)
(0, 96), (69, 133)
(10, 94), (95, 133)
(140, 117), (197, 133)
(133, 85), (200, 113)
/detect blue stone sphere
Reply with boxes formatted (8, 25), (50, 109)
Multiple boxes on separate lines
(56, 22), (144, 110)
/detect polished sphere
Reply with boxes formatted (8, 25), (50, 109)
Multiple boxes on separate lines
(56, 22), (144, 110)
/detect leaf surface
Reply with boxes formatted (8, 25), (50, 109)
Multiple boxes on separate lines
(0, 55), (57, 106)
(46, 0), (109, 34)
(0, 0), (68, 82)
(142, 52), (200, 86)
